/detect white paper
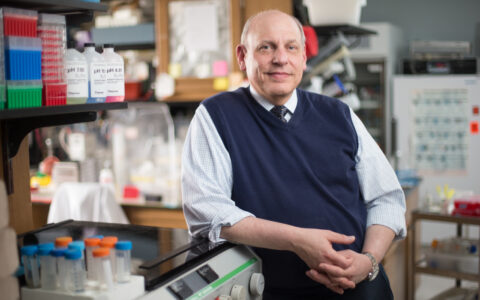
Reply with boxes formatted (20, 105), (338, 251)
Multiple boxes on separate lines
(184, 3), (219, 52)
(411, 88), (469, 173)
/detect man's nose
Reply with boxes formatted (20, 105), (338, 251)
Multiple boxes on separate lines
(272, 48), (288, 64)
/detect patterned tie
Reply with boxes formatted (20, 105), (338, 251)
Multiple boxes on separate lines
(270, 105), (288, 123)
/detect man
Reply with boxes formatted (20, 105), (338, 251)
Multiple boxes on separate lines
(182, 10), (406, 299)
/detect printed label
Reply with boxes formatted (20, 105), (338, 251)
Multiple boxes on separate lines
(106, 63), (125, 96)
(89, 62), (107, 97)
(65, 62), (88, 98)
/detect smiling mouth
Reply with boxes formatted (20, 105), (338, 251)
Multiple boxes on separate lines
(266, 72), (291, 79)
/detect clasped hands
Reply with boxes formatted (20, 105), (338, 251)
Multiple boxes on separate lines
(294, 229), (372, 295)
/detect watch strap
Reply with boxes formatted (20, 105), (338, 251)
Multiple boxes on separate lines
(362, 252), (379, 281)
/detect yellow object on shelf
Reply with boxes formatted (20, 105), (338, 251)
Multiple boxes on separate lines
(30, 172), (51, 188)
(213, 77), (228, 91)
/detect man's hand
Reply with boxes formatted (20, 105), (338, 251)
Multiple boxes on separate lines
(292, 229), (357, 293)
(318, 249), (371, 283)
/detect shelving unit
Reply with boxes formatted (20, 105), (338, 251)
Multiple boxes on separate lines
(0, 0), (126, 235)
(91, 23), (156, 50)
(408, 210), (480, 300)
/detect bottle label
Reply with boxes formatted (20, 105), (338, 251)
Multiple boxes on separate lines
(89, 62), (107, 97)
(66, 62), (88, 98)
(106, 63), (125, 97)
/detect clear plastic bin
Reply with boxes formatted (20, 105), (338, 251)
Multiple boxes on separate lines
(2, 7), (38, 37)
(6, 80), (42, 109)
(4, 36), (41, 80)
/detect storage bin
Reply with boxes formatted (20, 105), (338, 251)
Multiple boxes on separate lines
(4, 36), (41, 80)
(43, 83), (67, 106)
(303, 0), (366, 26)
(2, 7), (38, 37)
(457, 254), (479, 274)
(424, 249), (459, 271)
(7, 80), (42, 109)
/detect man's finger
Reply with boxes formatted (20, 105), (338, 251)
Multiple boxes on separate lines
(318, 263), (348, 277)
(326, 231), (355, 245)
(324, 249), (353, 269)
(305, 269), (333, 286)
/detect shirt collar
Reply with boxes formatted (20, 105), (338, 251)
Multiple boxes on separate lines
(249, 85), (297, 114)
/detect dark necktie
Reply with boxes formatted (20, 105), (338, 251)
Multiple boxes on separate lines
(270, 105), (288, 123)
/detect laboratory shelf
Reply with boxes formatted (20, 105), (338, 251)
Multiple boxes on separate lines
(91, 24), (156, 50)
(313, 24), (377, 37)
(1, 102), (127, 194)
(0, 0), (107, 25)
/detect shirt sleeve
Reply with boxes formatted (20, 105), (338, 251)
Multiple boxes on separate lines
(350, 108), (407, 239)
(181, 104), (255, 243)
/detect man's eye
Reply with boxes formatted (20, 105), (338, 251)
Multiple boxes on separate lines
(260, 45), (271, 50)
(288, 45), (298, 50)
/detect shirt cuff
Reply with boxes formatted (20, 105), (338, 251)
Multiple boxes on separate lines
(208, 210), (255, 243)
(366, 204), (407, 240)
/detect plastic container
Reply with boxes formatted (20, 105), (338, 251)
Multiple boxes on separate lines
(102, 44), (125, 102)
(83, 43), (107, 103)
(6, 80), (42, 109)
(65, 249), (86, 293)
(84, 237), (100, 281)
(38, 248), (56, 290)
(2, 7), (38, 37)
(51, 248), (68, 291)
(93, 247), (114, 290)
(303, 0), (365, 26)
(68, 241), (86, 273)
(20, 245), (40, 288)
(115, 241), (132, 283)
(457, 254), (479, 274)
(37, 242), (55, 251)
(0, 9), (6, 110)
(4, 36), (41, 80)
(99, 238), (116, 278)
(55, 236), (72, 249)
(65, 41), (88, 104)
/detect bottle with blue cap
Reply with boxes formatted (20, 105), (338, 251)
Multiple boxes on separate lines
(115, 240), (132, 283)
(38, 247), (56, 290)
(65, 249), (86, 292)
(51, 248), (68, 291)
(21, 245), (40, 288)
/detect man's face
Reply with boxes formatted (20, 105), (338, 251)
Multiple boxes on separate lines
(237, 12), (307, 105)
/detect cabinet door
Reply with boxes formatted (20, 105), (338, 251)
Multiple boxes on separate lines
(352, 60), (387, 153)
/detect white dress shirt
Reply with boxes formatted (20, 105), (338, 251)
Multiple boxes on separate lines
(182, 86), (406, 243)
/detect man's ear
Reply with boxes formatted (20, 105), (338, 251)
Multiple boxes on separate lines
(236, 45), (247, 71)
(302, 46), (307, 71)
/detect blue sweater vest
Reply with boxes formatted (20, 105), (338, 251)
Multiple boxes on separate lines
(203, 87), (367, 292)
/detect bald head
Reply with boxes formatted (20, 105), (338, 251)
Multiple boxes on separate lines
(240, 10), (305, 49)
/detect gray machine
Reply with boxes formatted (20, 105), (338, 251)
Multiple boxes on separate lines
(17, 220), (264, 300)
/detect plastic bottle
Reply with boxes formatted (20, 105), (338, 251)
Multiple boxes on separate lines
(65, 41), (88, 104)
(21, 245), (40, 288)
(65, 249), (86, 293)
(51, 248), (68, 291)
(83, 43), (106, 103)
(99, 238), (116, 278)
(38, 248), (56, 290)
(84, 237), (100, 281)
(92, 247), (114, 290)
(68, 241), (86, 280)
(115, 241), (132, 283)
(102, 44), (124, 102)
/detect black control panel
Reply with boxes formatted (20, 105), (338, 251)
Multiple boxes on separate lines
(167, 264), (219, 300)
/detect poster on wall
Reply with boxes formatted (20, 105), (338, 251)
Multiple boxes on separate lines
(410, 88), (469, 174)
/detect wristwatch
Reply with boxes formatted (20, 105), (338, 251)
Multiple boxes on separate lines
(362, 252), (379, 281)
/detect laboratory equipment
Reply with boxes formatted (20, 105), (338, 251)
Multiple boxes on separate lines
(84, 237), (100, 281)
(83, 43), (107, 103)
(65, 249), (86, 293)
(18, 220), (263, 300)
(38, 248), (56, 290)
(21, 245), (40, 288)
(51, 248), (68, 291)
(101, 44), (125, 102)
(65, 41), (88, 104)
(55, 236), (72, 248)
(115, 241), (132, 283)
(93, 247), (114, 291)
